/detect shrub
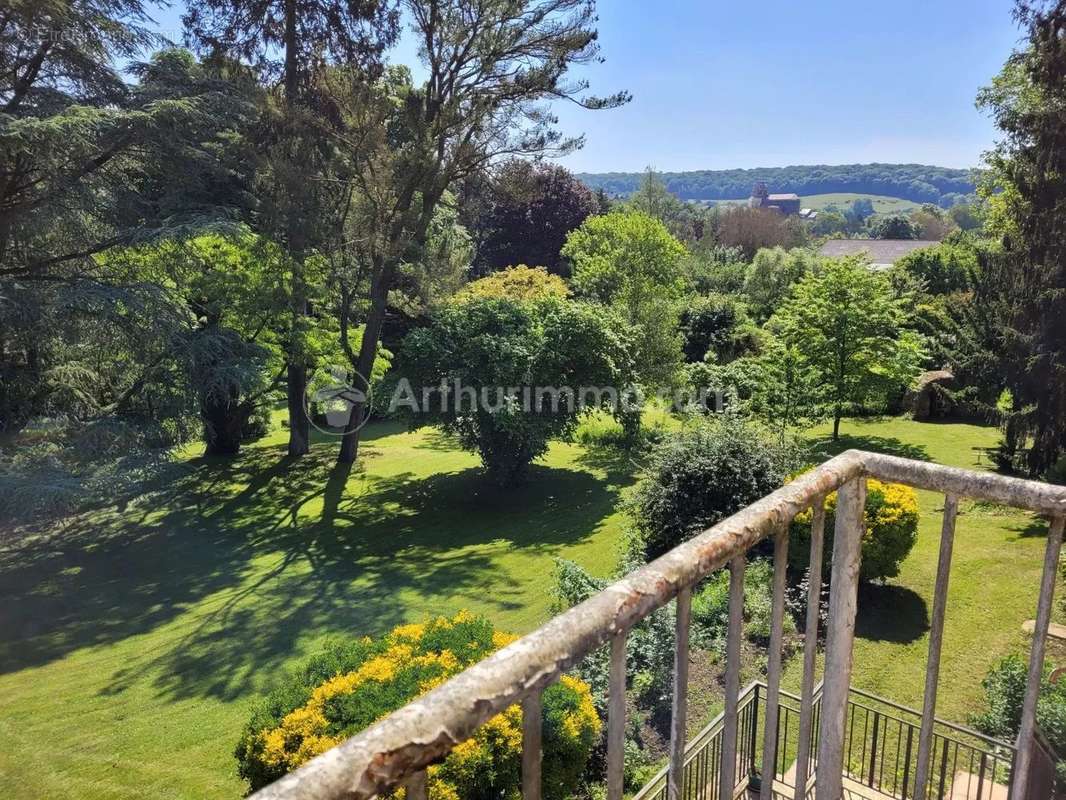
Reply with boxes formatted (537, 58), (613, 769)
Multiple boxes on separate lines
(742, 246), (819, 322)
(551, 559), (677, 716)
(235, 613), (600, 799)
(691, 558), (797, 646)
(455, 264), (569, 302)
(627, 417), (797, 562)
(972, 653), (1066, 775)
(895, 243), (978, 295)
(788, 478), (919, 582)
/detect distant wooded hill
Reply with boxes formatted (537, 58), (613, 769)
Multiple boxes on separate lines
(577, 163), (977, 205)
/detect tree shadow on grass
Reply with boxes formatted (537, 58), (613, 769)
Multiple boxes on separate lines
(1006, 517), (1051, 540)
(855, 583), (929, 644)
(0, 438), (627, 704)
(806, 433), (931, 463)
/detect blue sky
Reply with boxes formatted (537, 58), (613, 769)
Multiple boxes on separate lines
(144, 0), (1023, 173)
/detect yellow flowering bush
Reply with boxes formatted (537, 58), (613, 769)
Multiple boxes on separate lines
(236, 612), (600, 800)
(453, 264), (569, 303)
(789, 478), (919, 582)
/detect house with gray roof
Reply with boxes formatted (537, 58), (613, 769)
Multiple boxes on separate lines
(819, 238), (939, 270)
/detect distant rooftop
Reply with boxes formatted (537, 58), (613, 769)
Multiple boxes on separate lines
(819, 238), (938, 269)
(767, 193), (799, 201)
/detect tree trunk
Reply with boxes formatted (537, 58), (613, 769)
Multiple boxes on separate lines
(287, 361), (310, 456)
(832, 411), (841, 441)
(337, 275), (390, 464)
(336, 192), (443, 464)
(202, 393), (249, 456)
(281, 0), (311, 458)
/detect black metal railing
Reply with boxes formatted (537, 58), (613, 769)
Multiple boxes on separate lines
(636, 681), (1015, 800)
(633, 683), (761, 800)
(840, 687), (1014, 800)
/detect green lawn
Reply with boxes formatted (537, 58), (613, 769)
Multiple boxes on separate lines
(798, 192), (921, 214)
(786, 418), (1056, 725)
(0, 422), (632, 799)
(0, 417), (1056, 798)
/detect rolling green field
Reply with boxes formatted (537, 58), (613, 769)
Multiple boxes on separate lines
(0, 417), (1057, 798)
(713, 192), (920, 214)
(799, 192), (921, 214)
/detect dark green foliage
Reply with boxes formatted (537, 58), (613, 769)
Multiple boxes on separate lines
(691, 559), (796, 646)
(462, 159), (599, 276)
(972, 653), (1066, 769)
(578, 164), (975, 205)
(871, 214), (921, 240)
(679, 294), (760, 364)
(627, 418), (796, 562)
(397, 298), (633, 486)
(682, 246), (748, 295)
(551, 559), (678, 715)
(973, 0), (1066, 476)
(895, 242), (980, 295)
(972, 654), (1030, 739)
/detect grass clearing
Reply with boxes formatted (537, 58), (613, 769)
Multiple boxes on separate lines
(0, 422), (632, 799)
(0, 416), (1057, 798)
(799, 192), (921, 214)
(785, 418), (1056, 726)
(707, 193), (921, 213)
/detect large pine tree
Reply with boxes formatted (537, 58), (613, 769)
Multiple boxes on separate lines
(978, 0), (1066, 475)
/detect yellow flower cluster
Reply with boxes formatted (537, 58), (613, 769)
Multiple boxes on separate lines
(792, 478), (918, 539)
(249, 610), (600, 800)
(865, 479), (919, 531)
(558, 675), (601, 741)
(259, 643), (462, 771)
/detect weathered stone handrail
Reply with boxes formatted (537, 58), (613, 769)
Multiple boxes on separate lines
(251, 450), (1066, 800)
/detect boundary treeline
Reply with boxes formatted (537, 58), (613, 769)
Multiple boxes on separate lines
(578, 163), (977, 205)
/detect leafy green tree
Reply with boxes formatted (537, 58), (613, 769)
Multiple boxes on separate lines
(397, 298), (633, 486)
(105, 232), (323, 455)
(909, 204), (959, 240)
(184, 0), (399, 457)
(844, 198), (876, 229)
(870, 214), (921, 240)
(627, 168), (707, 244)
(743, 246), (820, 322)
(319, 1), (628, 465)
(744, 337), (822, 437)
(772, 258), (927, 439)
(0, 31), (252, 434)
(809, 210), (849, 237)
(679, 294), (760, 364)
(948, 203), (984, 231)
(563, 210), (687, 391)
(895, 242), (978, 295)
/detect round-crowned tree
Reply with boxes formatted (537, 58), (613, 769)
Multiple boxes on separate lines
(627, 417), (797, 562)
(396, 297), (634, 486)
